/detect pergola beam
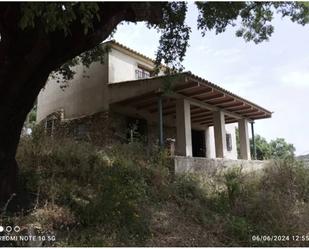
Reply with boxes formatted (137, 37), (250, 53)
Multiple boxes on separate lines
(198, 92), (224, 101)
(191, 112), (213, 120)
(210, 97), (235, 105)
(237, 109), (262, 115)
(181, 87), (212, 97)
(227, 105), (253, 112)
(174, 82), (199, 92)
(225, 102), (246, 109)
(170, 92), (252, 122)
(192, 116), (213, 123)
(187, 88), (213, 98)
(199, 118), (238, 126)
(191, 108), (211, 115)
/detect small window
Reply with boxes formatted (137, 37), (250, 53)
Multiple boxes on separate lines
(135, 65), (153, 80)
(135, 68), (150, 79)
(45, 119), (54, 137)
(226, 133), (232, 151)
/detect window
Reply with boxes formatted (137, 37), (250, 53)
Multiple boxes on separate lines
(45, 119), (54, 137)
(135, 65), (153, 79)
(226, 133), (232, 151)
(135, 68), (150, 79)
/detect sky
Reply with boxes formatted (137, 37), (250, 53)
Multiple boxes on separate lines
(113, 3), (309, 156)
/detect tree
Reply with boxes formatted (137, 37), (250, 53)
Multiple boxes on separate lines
(23, 101), (37, 133)
(250, 134), (272, 160)
(0, 2), (308, 201)
(269, 138), (295, 159)
(250, 135), (295, 160)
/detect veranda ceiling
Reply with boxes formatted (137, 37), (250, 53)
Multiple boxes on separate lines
(109, 72), (272, 127)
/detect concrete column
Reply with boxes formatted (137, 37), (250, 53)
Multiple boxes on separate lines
(176, 99), (192, 156)
(238, 119), (251, 160)
(204, 126), (212, 158)
(213, 111), (226, 158)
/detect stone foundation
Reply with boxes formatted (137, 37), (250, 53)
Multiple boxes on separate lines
(174, 156), (268, 175)
(41, 111), (127, 147)
(40, 110), (177, 150)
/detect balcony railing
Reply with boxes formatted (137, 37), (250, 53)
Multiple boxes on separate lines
(135, 69), (150, 80)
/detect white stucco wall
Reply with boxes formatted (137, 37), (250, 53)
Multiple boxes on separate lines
(37, 45), (165, 122)
(37, 60), (109, 122)
(108, 47), (164, 83)
(207, 123), (238, 160)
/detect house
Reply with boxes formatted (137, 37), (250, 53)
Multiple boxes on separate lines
(37, 40), (272, 161)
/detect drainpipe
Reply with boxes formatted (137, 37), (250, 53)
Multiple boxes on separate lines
(251, 122), (257, 160)
(158, 95), (164, 147)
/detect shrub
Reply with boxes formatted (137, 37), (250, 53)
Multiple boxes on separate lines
(169, 160), (309, 246)
(12, 133), (309, 246)
(15, 135), (173, 246)
(74, 161), (151, 244)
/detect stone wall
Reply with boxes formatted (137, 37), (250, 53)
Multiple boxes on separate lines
(40, 110), (128, 148)
(40, 110), (176, 150)
(174, 156), (268, 175)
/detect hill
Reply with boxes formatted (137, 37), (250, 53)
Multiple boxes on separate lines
(1, 132), (309, 247)
(297, 154), (309, 167)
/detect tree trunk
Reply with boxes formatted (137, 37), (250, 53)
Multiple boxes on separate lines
(0, 2), (165, 204)
(0, 65), (50, 204)
(0, 117), (22, 204)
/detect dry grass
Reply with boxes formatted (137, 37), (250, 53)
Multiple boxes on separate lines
(1, 133), (308, 246)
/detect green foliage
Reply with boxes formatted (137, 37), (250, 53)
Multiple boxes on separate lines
(251, 134), (272, 160)
(250, 135), (295, 160)
(10, 134), (309, 246)
(19, 2), (104, 84)
(269, 138), (295, 159)
(236, 128), (295, 160)
(75, 161), (151, 244)
(168, 161), (309, 246)
(196, 2), (246, 35)
(223, 167), (243, 207)
(196, 2), (309, 44)
(16, 2), (308, 84)
(23, 103), (37, 131)
(15, 134), (173, 246)
(171, 174), (212, 225)
(173, 174), (206, 201)
(153, 2), (191, 73)
(20, 3), (100, 35)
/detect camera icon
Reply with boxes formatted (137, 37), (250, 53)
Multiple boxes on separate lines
(0, 225), (21, 233)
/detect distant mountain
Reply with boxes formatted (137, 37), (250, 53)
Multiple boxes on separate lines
(296, 154), (309, 167)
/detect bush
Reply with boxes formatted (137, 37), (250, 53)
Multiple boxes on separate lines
(15, 134), (173, 246)
(11, 133), (309, 246)
(168, 160), (309, 246)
